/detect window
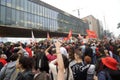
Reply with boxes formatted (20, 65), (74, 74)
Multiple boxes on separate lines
(39, 5), (42, 16)
(24, 12), (27, 27)
(42, 6), (45, 17)
(36, 16), (39, 29)
(19, 11), (24, 26)
(32, 3), (36, 14)
(27, 13), (32, 28)
(6, 0), (11, 7)
(11, 9), (16, 25)
(16, 0), (20, 10)
(6, 7), (12, 25)
(20, 0), (24, 11)
(27, 1), (31, 12)
(1, 0), (6, 5)
(34, 15), (37, 28)
(0, 6), (6, 24)
(31, 2), (34, 14)
(11, 0), (16, 8)
(0, 5), (2, 24)
(36, 4), (39, 15)
(34, 3), (37, 14)
(39, 16), (43, 29)
(16, 10), (20, 27)
(24, 0), (27, 11)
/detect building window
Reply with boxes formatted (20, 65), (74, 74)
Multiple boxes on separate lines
(16, 0), (21, 10)
(19, 11), (24, 27)
(6, 7), (12, 25)
(16, 10), (20, 27)
(27, 1), (31, 13)
(11, 0), (16, 9)
(39, 5), (42, 16)
(20, 0), (24, 11)
(0, 6), (6, 24)
(24, 0), (27, 11)
(24, 12), (27, 27)
(0, 5), (1, 24)
(36, 4), (39, 15)
(11, 9), (16, 25)
(6, 0), (11, 7)
(1, 0), (6, 6)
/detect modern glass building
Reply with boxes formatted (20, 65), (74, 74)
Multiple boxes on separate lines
(0, 0), (89, 37)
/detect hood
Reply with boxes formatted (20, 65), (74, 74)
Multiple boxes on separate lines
(6, 61), (16, 69)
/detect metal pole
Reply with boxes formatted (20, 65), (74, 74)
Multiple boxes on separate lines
(103, 16), (107, 36)
(77, 9), (80, 18)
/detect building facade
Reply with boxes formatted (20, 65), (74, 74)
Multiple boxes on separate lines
(82, 15), (103, 39)
(0, 0), (89, 37)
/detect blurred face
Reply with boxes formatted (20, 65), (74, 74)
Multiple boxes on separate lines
(104, 49), (108, 53)
(74, 53), (79, 60)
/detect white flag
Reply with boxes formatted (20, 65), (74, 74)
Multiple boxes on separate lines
(31, 31), (35, 42)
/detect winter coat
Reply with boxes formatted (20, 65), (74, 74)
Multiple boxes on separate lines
(15, 70), (34, 80)
(0, 61), (16, 80)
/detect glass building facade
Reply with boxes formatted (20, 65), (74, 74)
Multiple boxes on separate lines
(0, 0), (89, 35)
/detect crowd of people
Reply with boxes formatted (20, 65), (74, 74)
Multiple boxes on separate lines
(0, 37), (120, 80)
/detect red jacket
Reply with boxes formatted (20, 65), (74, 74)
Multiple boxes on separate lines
(0, 58), (7, 66)
(25, 47), (32, 57)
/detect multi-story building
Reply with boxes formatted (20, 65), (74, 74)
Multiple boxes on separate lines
(0, 0), (89, 38)
(82, 15), (103, 39)
(97, 20), (104, 39)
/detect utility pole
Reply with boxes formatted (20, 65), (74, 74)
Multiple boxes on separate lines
(103, 16), (107, 36)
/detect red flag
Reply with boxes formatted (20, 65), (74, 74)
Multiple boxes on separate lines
(64, 37), (68, 41)
(67, 29), (72, 39)
(47, 32), (50, 40)
(86, 30), (97, 38)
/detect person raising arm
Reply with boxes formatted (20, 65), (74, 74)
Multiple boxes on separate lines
(54, 40), (64, 80)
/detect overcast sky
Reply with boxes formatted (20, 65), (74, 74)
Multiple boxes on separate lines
(41, 0), (120, 37)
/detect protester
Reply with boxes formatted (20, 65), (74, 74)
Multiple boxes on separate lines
(0, 35), (120, 80)
(84, 56), (96, 80)
(15, 56), (34, 80)
(97, 57), (120, 80)
(0, 54), (7, 70)
(54, 40), (74, 80)
(70, 49), (90, 80)
(0, 53), (19, 80)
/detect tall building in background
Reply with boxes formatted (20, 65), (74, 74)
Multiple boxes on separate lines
(0, 0), (89, 38)
(82, 15), (104, 39)
(97, 20), (104, 39)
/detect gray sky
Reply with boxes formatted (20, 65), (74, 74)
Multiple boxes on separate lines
(41, 0), (120, 37)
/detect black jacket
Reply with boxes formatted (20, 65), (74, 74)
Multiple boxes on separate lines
(15, 70), (34, 80)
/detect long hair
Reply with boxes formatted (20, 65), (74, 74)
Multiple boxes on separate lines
(62, 54), (69, 80)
